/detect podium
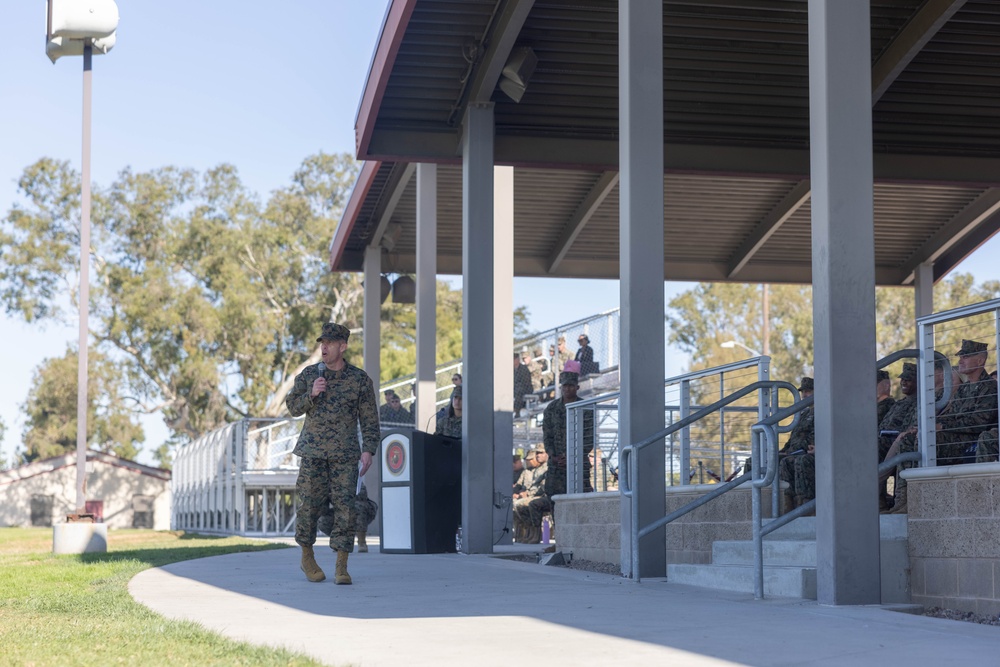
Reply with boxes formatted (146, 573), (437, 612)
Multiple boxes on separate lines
(379, 430), (462, 553)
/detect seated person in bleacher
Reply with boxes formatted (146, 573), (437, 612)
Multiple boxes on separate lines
(876, 369), (895, 426)
(937, 340), (998, 465)
(379, 390), (413, 425)
(513, 449), (548, 542)
(778, 377), (815, 511)
(876, 363), (918, 511)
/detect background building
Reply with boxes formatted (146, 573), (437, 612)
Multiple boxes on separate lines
(0, 451), (171, 530)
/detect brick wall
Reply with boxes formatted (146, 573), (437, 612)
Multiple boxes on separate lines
(904, 464), (1000, 617)
(554, 483), (779, 570)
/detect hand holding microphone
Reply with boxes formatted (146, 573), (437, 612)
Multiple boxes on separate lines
(311, 362), (328, 398)
(311, 377), (327, 397)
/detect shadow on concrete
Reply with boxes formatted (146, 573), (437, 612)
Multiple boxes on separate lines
(128, 544), (1000, 667)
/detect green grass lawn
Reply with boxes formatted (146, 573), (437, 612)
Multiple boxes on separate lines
(0, 527), (323, 666)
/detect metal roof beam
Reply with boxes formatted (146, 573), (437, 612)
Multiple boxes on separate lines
(871, 0), (968, 101)
(335, 251), (909, 285)
(899, 187), (1000, 283)
(724, 1), (965, 277)
(932, 211), (1000, 282)
(465, 0), (536, 104)
(727, 180), (811, 278)
(546, 171), (619, 273)
(369, 162), (416, 249)
(363, 131), (1000, 184)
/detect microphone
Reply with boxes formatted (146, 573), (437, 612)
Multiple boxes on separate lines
(316, 362), (328, 395)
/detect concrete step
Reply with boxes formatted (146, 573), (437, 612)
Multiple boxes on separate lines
(763, 516), (815, 540)
(713, 539), (816, 566)
(763, 514), (908, 540)
(668, 563), (817, 599)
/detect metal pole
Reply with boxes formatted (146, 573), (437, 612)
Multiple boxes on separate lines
(762, 284), (770, 357)
(75, 44), (93, 513)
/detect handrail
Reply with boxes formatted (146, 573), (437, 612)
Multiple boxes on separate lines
(638, 473), (751, 539)
(876, 348), (952, 412)
(565, 356), (769, 412)
(757, 451), (921, 542)
(626, 381), (800, 456)
(748, 348), (933, 599)
(625, 379), (798, 581)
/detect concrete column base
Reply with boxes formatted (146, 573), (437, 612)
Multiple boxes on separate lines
(53, 522), (108, 554)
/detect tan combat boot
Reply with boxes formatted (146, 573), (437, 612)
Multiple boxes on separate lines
(300, 545), (326, 583)
(335, 550), (352, 585)
(357, 531), (368, 553)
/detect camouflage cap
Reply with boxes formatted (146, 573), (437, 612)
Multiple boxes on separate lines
(524, 449), (537, 461)
(451, 385), (462, 399)
(560, 371), (580, 386)
(798, 377), (814, 392)
(876, 369), (890, 382)
(899, 363), (917, 381)
(955, 339), (988, 356)
(316, 321), (351, 342)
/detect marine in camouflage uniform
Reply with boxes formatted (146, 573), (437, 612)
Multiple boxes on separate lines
(288, 322), (380, 583)
(379, 393), (413, 425)
(513, 450), (548, 542)
(935, 340), (998, 465)
(877, 363), (918, 510)
(513, 353), (535, 413)
(778, 377), (815, 509)
(977, 427), (999, 463)
(528, 372), (594, 529)
(876, 369), (896, 427)
(891, 344), (997, 512)
(434, 386), (463, 438)
(877, 364), (918, 462)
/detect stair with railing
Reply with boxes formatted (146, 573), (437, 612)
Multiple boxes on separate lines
(617, 348), (940, 600)
(667, 514), (910, 600)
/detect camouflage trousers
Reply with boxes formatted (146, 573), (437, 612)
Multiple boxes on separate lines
(295, 455), (360, 552)
(892, 432), (921, 498)
(525, 495), (554, 526)
(513, 495), (544, 529)
(779, 452), (815, 501)
(977, 428), (1000, 463)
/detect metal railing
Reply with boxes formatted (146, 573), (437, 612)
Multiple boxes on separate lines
(620, 378), (800, 581)
(745, 347), (956, 598)
(566, 356), (774, 495)
(916, 297), (1000, 467)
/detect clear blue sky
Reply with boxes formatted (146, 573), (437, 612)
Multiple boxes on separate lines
(2, 1), (998, 466)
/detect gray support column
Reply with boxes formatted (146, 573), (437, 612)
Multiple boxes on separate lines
(362, 245), (383, 535)
(494, 165), (515, 546)
(914, 261), (934, 318)
(808, 0), (880, 605)
(363, 246), (382, 388)
(461, 102), (496, 554)
(415, 163), (438, 433)
(619, 0), (666, 578)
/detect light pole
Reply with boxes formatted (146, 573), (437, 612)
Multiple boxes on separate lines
(720, 340), (762, 357)
(46, 0), (119, 520)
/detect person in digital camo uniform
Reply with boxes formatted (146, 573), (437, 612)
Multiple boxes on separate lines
(287, 322), (380, 584)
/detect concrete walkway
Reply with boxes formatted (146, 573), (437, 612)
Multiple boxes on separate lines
(129, 543), (999, 667)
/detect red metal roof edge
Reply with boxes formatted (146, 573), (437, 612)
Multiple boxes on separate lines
(355, 0), (418, 160)
(330, 160), (382, 271)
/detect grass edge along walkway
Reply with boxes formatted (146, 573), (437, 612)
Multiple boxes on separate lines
(0, 527), (325, 667)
